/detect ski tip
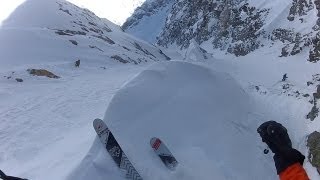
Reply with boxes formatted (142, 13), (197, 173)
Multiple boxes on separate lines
(150, 137), (163, 151)
(150, 137), (160, 146)
(93, 118), (103, 128)
(93, 118), (103, 123)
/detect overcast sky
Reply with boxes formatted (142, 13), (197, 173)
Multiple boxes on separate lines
(0, 0), (144, 26)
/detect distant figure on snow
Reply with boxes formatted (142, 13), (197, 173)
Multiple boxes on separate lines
(75, 59), (80, 68)
(282, 73), (288, 82)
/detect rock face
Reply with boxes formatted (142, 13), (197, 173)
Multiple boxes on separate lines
(307, 131), (320, 169)
(309, 0), (320, 62)
(287, 0), (314, 21)
(157, 0), (269, 56)
(307, 85), (320, 120)
(125, 0), (320, 59)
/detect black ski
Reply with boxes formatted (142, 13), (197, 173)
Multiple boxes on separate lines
(93, 118), (143, 180)
(0, 170), (27, 180)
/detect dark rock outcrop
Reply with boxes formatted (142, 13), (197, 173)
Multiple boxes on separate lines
(69, 40), (78, 45)
(55, 29), (86, 36)
(111, 55), (129, 64)
(15, 78), (23, 82)
(89, 45), (104, 52)
(27, 69), (60, 79)
(287, 0), (314, 21)
(307, 131), (320, 171)
(92, 35), (115, 44)
(75, 59), (80, 67)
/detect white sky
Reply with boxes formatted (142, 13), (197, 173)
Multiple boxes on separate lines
(0, 0), (144, 26)
(0, 0), (26, 25)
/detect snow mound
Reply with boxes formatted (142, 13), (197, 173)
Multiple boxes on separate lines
(68, 61), (275, 180)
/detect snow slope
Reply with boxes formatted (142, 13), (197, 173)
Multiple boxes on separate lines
(68, 61), (277, 180)
(0, 0), (170, 72)
(201, 48), (320, 178)
(0, 0), (169, 179)
(0, 62), (148, 179)
(123, 0), (174, 43)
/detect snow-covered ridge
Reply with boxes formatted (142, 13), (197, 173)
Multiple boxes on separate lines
(0, 0), (170, 72)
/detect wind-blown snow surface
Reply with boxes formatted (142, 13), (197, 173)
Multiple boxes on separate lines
(0, 63), (147, 179)
(68, 61), (276, 180)
(0, 0), (169, 179)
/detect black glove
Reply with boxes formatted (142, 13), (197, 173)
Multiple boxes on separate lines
(257, 121), (305, 174)
(257, 121), (292, 154)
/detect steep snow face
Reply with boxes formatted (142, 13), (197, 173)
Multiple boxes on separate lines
(68, 61), (277, 180)
(122, 0), (175, 43)
(0, 0), (170, 72)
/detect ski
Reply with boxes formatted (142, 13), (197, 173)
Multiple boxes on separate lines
(150, 137), (178, 170)
(93, 118), (143, 180)
(0, 170), (28, 180)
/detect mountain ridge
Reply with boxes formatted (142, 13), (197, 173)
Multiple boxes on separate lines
(0, 0), (170, 72)
(124, 0), (320, 61)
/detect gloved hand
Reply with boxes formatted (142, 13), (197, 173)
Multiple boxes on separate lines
(257, 121), (292, 154)
(257, 121), (305, 174)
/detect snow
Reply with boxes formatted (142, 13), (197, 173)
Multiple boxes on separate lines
(184, 40), (210, 61)
(0, 0), (169, 72)
(68, 61), (276, 180)
(199, 48), (318, 178)
(124, 0), (174, 44)
(1, 0), (320, 179)
(0, 63), (147, 179)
